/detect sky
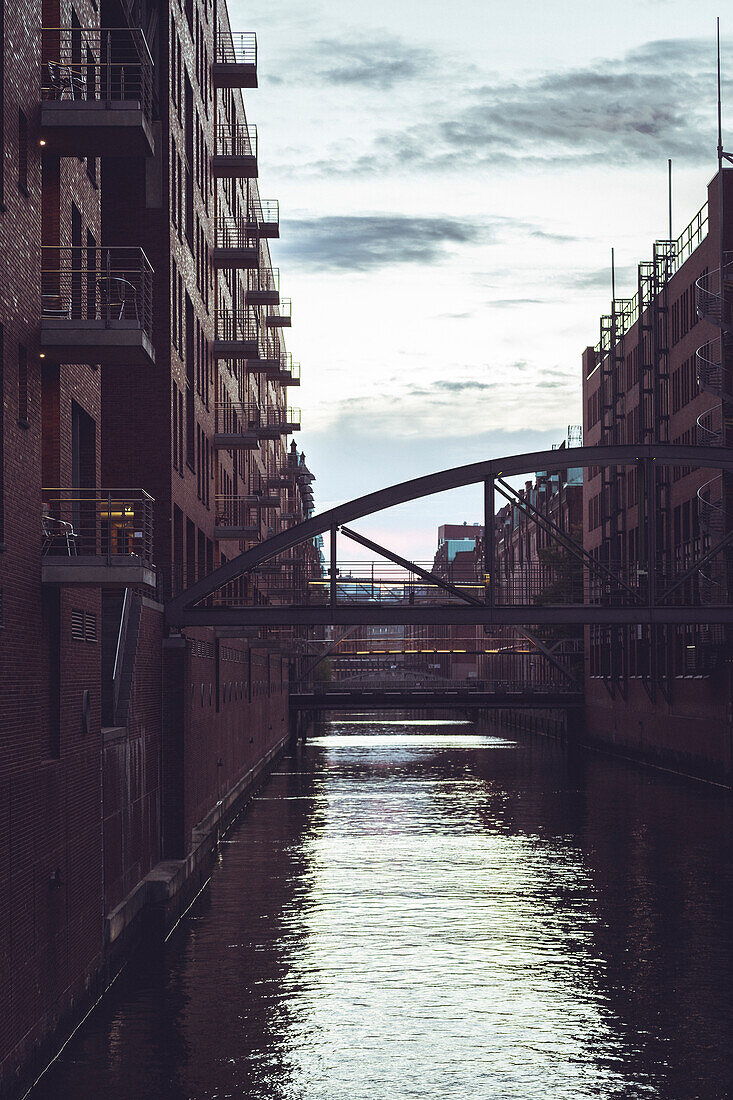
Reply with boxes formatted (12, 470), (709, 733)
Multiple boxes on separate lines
(230, 0), (732, 560)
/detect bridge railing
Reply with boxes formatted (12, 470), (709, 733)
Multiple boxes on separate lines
(195, 553), (718, 610)
(300, 679), (583, 695)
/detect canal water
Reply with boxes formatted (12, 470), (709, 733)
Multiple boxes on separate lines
(29, 719), (733, 1099)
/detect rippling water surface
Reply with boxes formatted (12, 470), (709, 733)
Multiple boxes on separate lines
(31, 720), (733, 1099)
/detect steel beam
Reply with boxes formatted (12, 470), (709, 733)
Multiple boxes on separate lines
(176, 604), (733, 627)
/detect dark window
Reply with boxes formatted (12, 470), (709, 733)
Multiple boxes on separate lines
(185, 294), (195, 468)
(0, 0), (5, 208)
(17, 344), (28, 424)
(17, 110), (28, 192)
(0, 324), (3, 540)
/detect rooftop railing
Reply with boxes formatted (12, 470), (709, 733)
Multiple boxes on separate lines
(42, 27), (153, 119)
(42, 488), (154, 565)
(593, 201), (710, 357)
(41, 246), (154, 336)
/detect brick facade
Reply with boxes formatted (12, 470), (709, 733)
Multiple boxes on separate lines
(0, 0), (315, 1091)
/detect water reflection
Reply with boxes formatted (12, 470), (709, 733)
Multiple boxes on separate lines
(30, 719), (733, 1099)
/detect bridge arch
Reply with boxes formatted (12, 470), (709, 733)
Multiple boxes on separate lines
(165, 443), (733, 627)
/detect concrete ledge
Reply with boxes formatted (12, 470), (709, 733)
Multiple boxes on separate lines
(104, 734), (288, 949)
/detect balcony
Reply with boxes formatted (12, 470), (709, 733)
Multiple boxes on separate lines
(41, 247), (155, 366)
(266, 468), (297, 490)
(211, 124), (257, 178)
(213, 401), (259, 449)
(247, 199), (279, 239)
(213, 309), (259, 359)
(214, 402), (300, 447)
(41, 489), (155, 586)
(267, 354), (300, 386)
(246, 265), (280, 306)
(212, 30), (257, 88)
(41, 27), (154, 157)
(213, 219), (259, 270)
(215, 497), (261, 541)
(265, 298), (291, 328)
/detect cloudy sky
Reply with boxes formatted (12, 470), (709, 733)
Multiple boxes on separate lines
(232, 0), (730, 559)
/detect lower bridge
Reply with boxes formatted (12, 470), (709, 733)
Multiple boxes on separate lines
(290, 680), (584, 712)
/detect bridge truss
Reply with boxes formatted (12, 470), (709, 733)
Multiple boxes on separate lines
(166, 444), (733, 635)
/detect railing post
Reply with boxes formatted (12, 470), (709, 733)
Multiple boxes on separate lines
(106, 491), (112, 564)
(330, 525), (337, 608)
(484, 471), (494, 609)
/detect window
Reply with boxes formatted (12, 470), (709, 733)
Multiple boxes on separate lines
(0, 325), (3, 541)
(0, 0), (5, 208)
(17, 344), (28, 425)
(171, 257), (178, 345)
(17, 109), (28, 192)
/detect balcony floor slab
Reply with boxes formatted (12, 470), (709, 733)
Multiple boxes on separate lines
(40, 100), (155, 157)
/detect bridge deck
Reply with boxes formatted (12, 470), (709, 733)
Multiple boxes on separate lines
(290, 688), (584, 711)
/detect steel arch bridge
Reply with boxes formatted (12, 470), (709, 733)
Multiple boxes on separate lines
(165, 444), (733, 629)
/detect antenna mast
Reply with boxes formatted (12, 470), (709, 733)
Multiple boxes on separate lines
(668, 159), (673, 240)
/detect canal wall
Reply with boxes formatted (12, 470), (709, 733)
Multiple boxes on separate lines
(583, 672), (733, 787)
(1, 624), (292, 1100)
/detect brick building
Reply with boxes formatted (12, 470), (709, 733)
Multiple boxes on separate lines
(484, 435), (584, 687)
(0, 3), (315, 1093)
(582, 170), (733, 780)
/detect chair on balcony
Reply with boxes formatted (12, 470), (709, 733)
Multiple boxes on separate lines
(45, 62), (87, 101)
(42, 510), (79, 556)
(42, 293), (72, 318)
(96, 276), (139, 321)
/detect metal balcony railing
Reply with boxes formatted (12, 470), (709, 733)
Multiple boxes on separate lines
(214, 308), (259, 345)
(696, 406), (725, 447)
(248, 198), (279, 236)
(266, 298), (291, 327)
(215, 30), (257, 65)
(276, 356), (300, 383)
(216, 123), (257, 159)
(41, 246), (154, 336)
(42, 27), (153, 119)
(256, 264), (280, 293)
(696, 255), (733, 329)
(42, 489), (154, 565)
(246, 264), (280, 306)
(216, 218), (259, 251)
(698, 480), (725, 539)
(215, 402), (301, 434)
(215, 496), (260, 533)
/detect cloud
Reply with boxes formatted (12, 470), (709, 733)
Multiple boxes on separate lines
(314, 34), (438, 90)
(279, 214), (491, 270)
(292, 37), (724, 175)
(279, 212), (580, 271)
(403, 38), (720, 169)
(487, 298), (547, 308)
(563, 265), (636, 291)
